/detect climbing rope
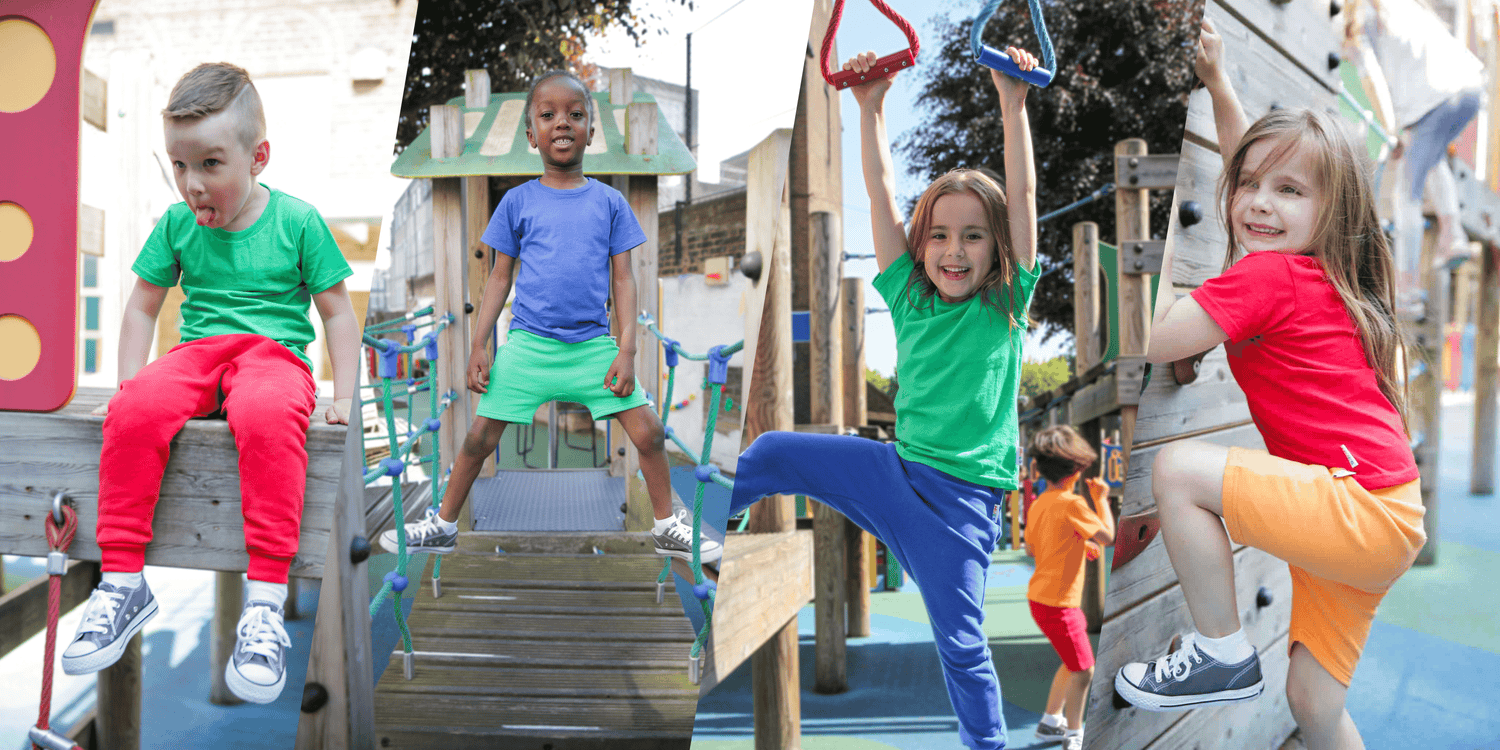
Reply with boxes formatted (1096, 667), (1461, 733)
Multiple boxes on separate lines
(639, 313), (743, 684)
(1337, 82), (1399, 161)
(972, 0), (1056, 87)
(821, 0), (921, 90)
(362, 311), (457, 680)
(31, 493), (82, 750)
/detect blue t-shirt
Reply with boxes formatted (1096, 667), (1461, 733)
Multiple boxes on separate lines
(480, 178), (647, 343)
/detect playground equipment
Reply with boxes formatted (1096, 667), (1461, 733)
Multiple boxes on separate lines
(820, 0), (920, 89)
(971, 0), (1056, 86)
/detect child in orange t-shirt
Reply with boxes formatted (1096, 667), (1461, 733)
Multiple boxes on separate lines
(1024, 426), (1115, 749)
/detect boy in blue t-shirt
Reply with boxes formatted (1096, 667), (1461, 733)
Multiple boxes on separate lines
(383, 71), (721, 564)
(61, 63), (359, 705)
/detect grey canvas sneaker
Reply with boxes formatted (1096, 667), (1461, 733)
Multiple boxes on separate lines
(225, 600), (292, 704)
(1034, 717), (1067, 744)
(381, 508), (458, 554)
(1062, 732), (1083, 750)
(61, 579), (159, 675)
(1115, 632), (1265, 711)
(652, 510), (723, 564)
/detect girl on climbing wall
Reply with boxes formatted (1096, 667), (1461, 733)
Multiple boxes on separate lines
(728, 47), (1042, 750)
(1113, 20), (1422, 750)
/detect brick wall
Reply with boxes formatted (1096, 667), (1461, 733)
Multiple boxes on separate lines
(657, 188), (746, 277)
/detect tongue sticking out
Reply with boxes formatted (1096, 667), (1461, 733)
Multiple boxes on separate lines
(195, 206), (216, 227)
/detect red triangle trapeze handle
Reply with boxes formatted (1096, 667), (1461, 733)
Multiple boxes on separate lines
(820, 0), (922, 90)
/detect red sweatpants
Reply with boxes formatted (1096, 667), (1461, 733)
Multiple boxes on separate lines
(97, 334), (317, 583)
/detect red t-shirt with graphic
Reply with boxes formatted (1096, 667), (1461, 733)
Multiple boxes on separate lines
(1191, 251), (1417, 490)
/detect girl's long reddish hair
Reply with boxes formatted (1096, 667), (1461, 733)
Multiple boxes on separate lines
(902, 169), (1025, 329)
(1218, 108), (1408, 427)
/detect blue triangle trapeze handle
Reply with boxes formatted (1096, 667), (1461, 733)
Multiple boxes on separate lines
(971, 0), (1056, 88)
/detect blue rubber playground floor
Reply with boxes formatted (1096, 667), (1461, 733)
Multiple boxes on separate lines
(691, 545), (1089, 750)
(1345, 395), (1500, 749)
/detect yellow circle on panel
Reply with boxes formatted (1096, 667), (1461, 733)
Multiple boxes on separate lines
(0, 315), (42, 381)
(0, 202), (35, 262)
(0, 18), (57, 113)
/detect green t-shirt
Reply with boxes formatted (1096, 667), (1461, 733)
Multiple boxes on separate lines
(133, 187), (353, 368)
(871, 252), (1040, 489)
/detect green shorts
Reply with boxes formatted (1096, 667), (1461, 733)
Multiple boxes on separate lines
(475, 329), (650, 423)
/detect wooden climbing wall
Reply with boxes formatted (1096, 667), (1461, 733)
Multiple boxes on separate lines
(1087, 1), (1346, 747)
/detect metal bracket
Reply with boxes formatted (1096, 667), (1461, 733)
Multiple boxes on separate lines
(432, 576), (443, 599)
(655, 581), (666, 605)
(403, 651), (414, 681)
(1114, 154), (1180, 190)
(28, 726), (77, 750)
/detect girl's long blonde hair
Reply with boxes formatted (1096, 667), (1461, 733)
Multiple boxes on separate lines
(902, 169), (1025, 328)
(1218, 108), (1409, 427)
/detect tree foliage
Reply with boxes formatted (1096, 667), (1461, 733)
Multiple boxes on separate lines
(900, 0), (1202, 337)
(396, 0), (688, 151)
(1020, 354), (1073, 399)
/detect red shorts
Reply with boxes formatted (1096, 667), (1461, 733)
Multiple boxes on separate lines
(1029, 600), (1094, 672)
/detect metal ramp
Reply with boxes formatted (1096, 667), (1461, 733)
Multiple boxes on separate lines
(470, 468), (626, 532)
(371, 533), (699, 749)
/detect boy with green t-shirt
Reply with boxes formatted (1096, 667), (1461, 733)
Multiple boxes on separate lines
(60, 63), (359, 705)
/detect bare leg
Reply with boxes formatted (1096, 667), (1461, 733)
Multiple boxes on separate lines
(1152, 440), (1241, 637)
(436, 415), (508, 524)
(1044, 664), (1069, 717)
(1062, 667), (1093, 729)
(1287, 643), (1364, 750)
(613, 405), (674, 520)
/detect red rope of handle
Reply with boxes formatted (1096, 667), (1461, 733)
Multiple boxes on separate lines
(819, 0), (922, 86)
(36, 503), (80, 750)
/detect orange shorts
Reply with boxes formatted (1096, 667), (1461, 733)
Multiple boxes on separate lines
(1221, 447), (1425, 686)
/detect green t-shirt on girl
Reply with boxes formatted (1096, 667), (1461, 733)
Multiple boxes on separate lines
(132, 187), (353, 369)
(871, 251), (1039, 490)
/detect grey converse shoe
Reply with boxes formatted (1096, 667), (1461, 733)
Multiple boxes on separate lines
(652, 510), (723, 564)
(225, 601), (292, 704)
(1062, 732), (1084, 750)
(381, 508), (458, 554)
(61, 580), (158, 675)
(1034, 717), (1067, 744)
(1114, 632), (1265, 711)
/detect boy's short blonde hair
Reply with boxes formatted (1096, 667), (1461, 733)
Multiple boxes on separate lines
(162, 63), (266, 150)
(1028, 426), (1098, 483)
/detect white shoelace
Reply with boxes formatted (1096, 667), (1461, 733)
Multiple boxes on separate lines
(1152, 633), (1203, 684)
(236, 605), (291, 660)
(78, 589), (125, 636)
(408, 510), (449, 543)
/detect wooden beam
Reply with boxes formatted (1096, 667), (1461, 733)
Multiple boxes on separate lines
(1074, 222), (1102, 375)
(463, 176), (493, 480)
(78, 204), (104, 257)
(626, 102), (658, 156)
(97, 634), (142, 750)
(464, 69), (491, 109)
(624, 175), (660, 532)
(809, 212), (843, 426)
(609, 68), (634, 106)
(839, 277), (866, 429)
(812, 500), (847, 693)
(1474, 242), (1498, 493)
(209, 571), (244, 705)
(1413, 225), (1445, 565)
(82, 68), (107, 132)
(706, 530), (813, 687)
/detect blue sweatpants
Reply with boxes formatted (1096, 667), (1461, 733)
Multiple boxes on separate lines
(730, 431), (1007, 749)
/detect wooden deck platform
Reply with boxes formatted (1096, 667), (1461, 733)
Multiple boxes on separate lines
(372, 532), (700, 749)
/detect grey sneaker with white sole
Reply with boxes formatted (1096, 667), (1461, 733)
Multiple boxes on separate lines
(652, 510), (722, 564)
(61, 580), (158, 675)
(225, 600), (292, 704)
(381, 508), (458, 555)
(1115, 632), (1265, 711)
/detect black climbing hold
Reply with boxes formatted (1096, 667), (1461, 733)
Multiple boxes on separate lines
(740, 250), (763, 282)
(350, 535), (371, 564)
(464, 302), (475, 314)
(1178, 200), (1203, 228)
(1328, 51), (1341, 72)
(474, 248), (484, 259)
(1256, 586), (1273, 608)
(617, 446), (626, 456)
(1330, 0), (1343, 17)
(301, 682), (329, 713)
(1269, 102), (1282, 111)
(620, 502), (628, 513)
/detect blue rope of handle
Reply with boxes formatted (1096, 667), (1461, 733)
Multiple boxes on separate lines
(971, 0), (1056, 87)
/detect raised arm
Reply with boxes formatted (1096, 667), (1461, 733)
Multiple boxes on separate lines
(93, 278), (169, 416)
(846, 52), (910, 274)
(312, 281), (359, 424)
(1197, 18), (1250, 157)
(989, 47), (1040, 271)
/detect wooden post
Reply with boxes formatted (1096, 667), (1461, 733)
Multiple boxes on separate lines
(464, 68), (489, 109)
(1079, 420), (1106, 633)
(624, 172), (661, 532)
(1115, 140), (1151, 482)
(209, 571), (244, 704)
(609, 68), (634, 106)
(809, 212), (843, 427)
(812, 499), (847, 693)
(1073, 222), (1102, 375)
(429, 103), (470, 529)
(462, 70), (494, 481)
(296, 378), (375, 750)
(97, 634), (142, 750)
(839, 277), (870, 637)
(1414, 224), (1445, 565)
(1474, 242), (1498, 493)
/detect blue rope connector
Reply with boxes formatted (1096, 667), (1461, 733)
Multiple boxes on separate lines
(380, 457), (405, 477)
(662, 337), (681, 368)
(402, 323), (417, 344)
(424, 334), (439, 362)
(694, 464), (720, 483)
(405, 377), (417, 387)
(664, 425), (675, 439)
(378, 344), (401, 379)
(384, 571), (409, 593)
(424, 418), (442, 432)
(692, 581), (716, 600)
(707, 345), (732, 385)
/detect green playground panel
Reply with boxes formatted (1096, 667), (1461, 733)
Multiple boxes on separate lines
(391, 90), (696, 178)
(1098, 241), (1162, 364)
